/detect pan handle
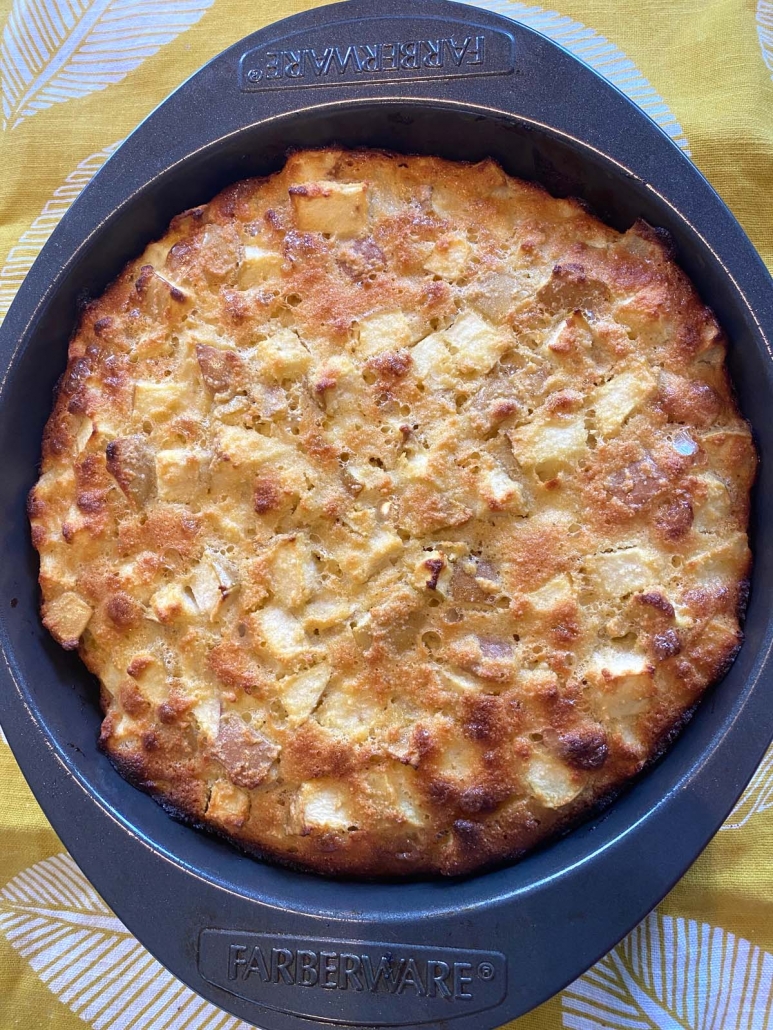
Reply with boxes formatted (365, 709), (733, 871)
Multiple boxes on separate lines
(236, 10), (516, 94)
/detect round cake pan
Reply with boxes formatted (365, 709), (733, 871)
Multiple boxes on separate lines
(1, 2), (772, 1027)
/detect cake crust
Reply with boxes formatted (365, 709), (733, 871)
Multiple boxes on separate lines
(29, 148), (755, 876)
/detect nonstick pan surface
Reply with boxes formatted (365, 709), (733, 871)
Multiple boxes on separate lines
(1, 2), (773, 1027)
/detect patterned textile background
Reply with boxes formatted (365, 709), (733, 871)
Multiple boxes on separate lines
(0, 1), (771, 1027)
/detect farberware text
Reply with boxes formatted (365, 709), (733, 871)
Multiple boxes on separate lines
(245, 36), (486, 83)
(227, 943), (487, 998)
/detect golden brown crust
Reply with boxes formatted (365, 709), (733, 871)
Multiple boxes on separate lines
(30, 148), (756, 877)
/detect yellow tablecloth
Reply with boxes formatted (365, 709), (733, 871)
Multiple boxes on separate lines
(1, 1), (771, 1027)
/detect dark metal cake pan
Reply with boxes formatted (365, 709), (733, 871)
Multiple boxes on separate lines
(1, 1), (772, 1027)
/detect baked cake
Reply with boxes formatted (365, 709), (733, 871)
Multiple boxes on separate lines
(28, 149), (756, 876)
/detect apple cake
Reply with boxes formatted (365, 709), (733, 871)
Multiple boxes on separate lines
(28, 148), (756, 876)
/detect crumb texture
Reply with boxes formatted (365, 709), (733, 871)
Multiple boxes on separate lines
(30, 149), (755, 876)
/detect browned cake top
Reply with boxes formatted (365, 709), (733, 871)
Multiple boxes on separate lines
(29, 148), (755, 876)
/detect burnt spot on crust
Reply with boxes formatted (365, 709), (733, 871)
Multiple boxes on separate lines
(63, 357), (92, 399)
(411, 725), (434, 761)
(101, 353), (127, 394)
(423, 558), (445, 591)
(141, 729), (159, 752)
(314, 373), (338, 396)
(253, 477), (281, 514)
(453, 818), (484, 849)
(653, 629), (682, 660)
(366, 351), (413, 380)
(126, 654), (154, 679)
(425, 776), (455, 809)
(458, 785), (501, 815)
(93, 316), (114, 337)
(157, 693), (192, 725)
(462, 695), (504, 743)
(27, 490), (45, 520)
(76, 489), (106, 514)
(106, 592), (140, 629)
(637, 592), (676, 618)
(558, 728), (609, 770)
(134, 264), (155, 295)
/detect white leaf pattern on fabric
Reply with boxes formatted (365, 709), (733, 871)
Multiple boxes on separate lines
(0, 853), (257, 1030)
(721, 744), (773, 831)
(562, 910), (773, 1029)
(758, 2), (773, 79)
(1, 0), (214, 130)
(0, 140), (121, 325)
(468, 0), (690, 152)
